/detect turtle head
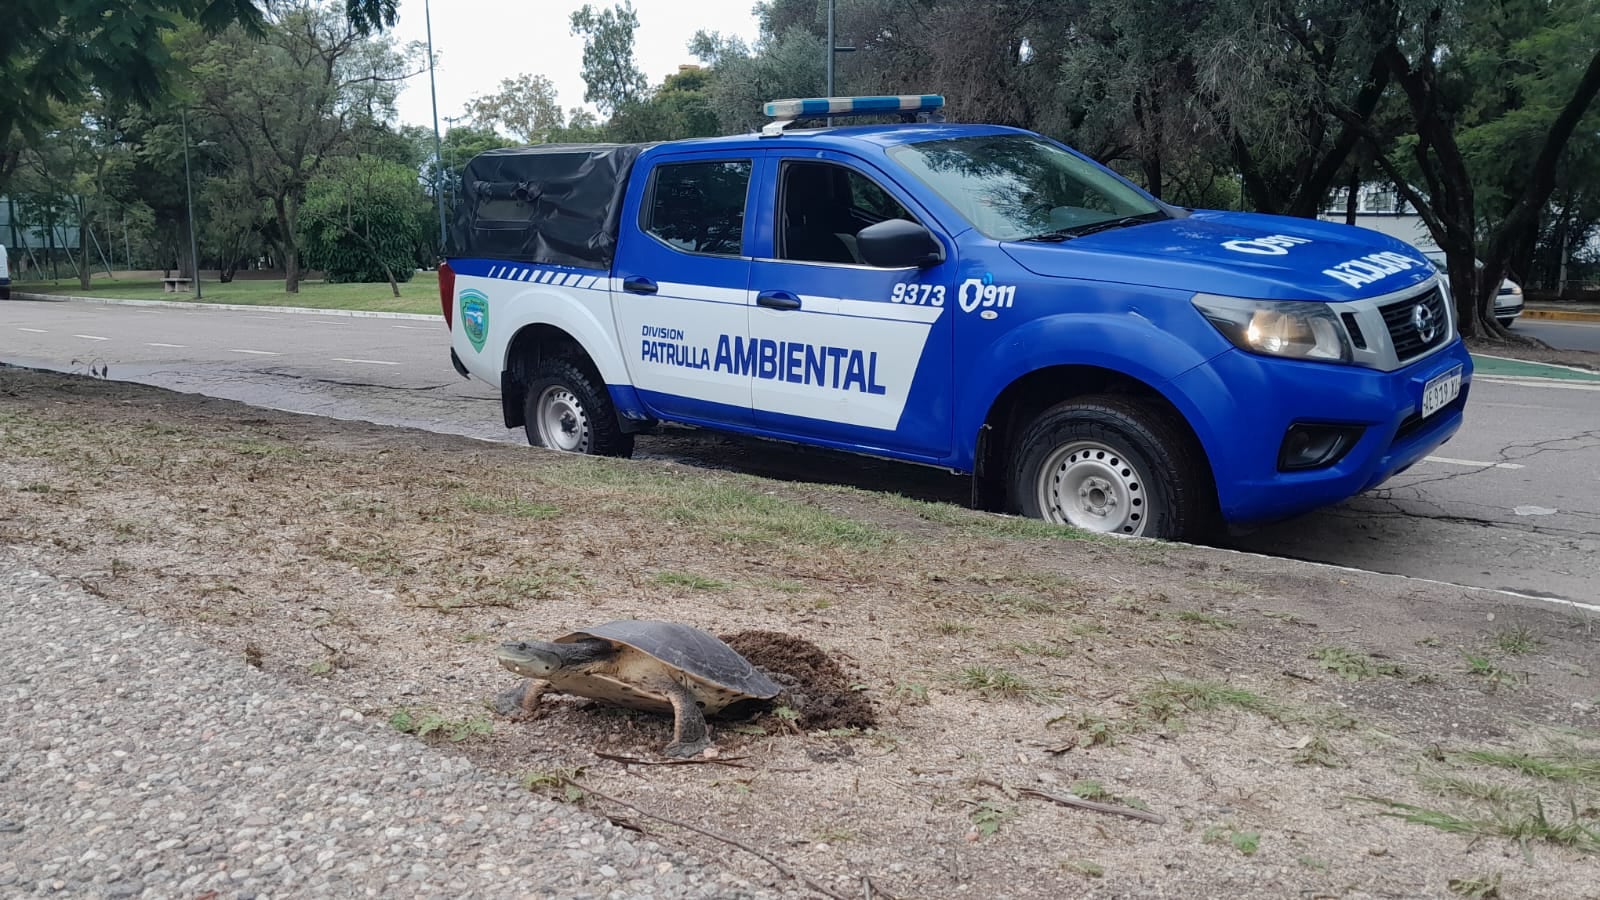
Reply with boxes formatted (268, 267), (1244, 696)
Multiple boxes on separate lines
(496, 640), (569, 677)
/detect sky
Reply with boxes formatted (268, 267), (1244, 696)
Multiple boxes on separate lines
(386, 0), (765, 131)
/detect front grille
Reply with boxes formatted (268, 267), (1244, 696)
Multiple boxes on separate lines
(1379, 286), (1450, 360)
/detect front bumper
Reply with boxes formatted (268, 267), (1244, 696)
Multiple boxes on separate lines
(1495, 293), (1524, 321)
(1171, 339), (1473, 525)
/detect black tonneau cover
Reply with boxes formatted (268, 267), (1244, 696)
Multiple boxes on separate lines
(450, 143), (651, 270)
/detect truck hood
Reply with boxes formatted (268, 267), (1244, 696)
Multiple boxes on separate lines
(1000, 210), (1436, 302)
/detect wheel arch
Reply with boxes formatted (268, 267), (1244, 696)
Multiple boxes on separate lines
(972, 364), (1219, 521)
(501, 323), (602, 429)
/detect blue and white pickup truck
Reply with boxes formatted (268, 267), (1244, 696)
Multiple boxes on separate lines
(441, 95), (1471, 540)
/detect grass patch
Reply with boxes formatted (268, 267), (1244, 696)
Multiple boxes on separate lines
(1312, 646), (1403, 681)
(1061, 859), (1104, 878)
(651, 571), (728, 591)
(981, 591), (1058, 615)
(1069, 779), (1114, 802)
(968, 800), (1014, 838)
(388, 708), (493, 742)
(885, 496), (1105, 542)
(1451, 749), (1600, 784)
(1491, 625), (1542, 657)
(18, 271), (442, 314)
(1202, 825), (1260, 855)
(1293, 735), (1344, 768)
(1447, 873), (1503, 899)
(460, 492), (561, 520)
(1422, 774), (1536, 806)
(1176, 610), (1235, 630)
(1135, 678), (1285, 727)
(1358, 796), (1600, 852)
(934, 620), (974, 636)
(955, 666), (1055, 703)
(1463, 653), (1522, 689)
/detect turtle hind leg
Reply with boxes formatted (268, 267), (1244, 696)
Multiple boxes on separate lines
(656, 678), (710, 758)
(492, 679), (549, 719)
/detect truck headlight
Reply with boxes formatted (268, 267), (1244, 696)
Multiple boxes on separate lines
(1192, 295), (1353, 363)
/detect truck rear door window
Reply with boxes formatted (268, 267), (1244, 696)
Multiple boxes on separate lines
(644, 161), (752, 256)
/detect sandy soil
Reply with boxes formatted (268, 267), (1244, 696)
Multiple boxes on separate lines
(2, 366), (1596, 899)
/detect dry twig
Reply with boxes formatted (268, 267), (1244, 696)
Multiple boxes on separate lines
(978, 778), (1166, 825)
(594, 751), (753, 769)
(563, 776), (849, 900)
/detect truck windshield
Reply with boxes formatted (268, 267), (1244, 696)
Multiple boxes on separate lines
(887, 135), (1164, 241)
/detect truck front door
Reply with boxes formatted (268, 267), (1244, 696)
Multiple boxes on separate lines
(613, 153), (760, 426)
(746, 151), (955, 461)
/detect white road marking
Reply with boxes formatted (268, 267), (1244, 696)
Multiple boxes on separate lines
(1478, 375), (1600, 392)
(18, 327), (47, 333)
(227, 349), (279, 356)
(391, 324), (421, 329)
(1423, 455), (1525, 470)
(146, 342), (186, 348)
(331, 357), (400, 366)
(73, 334), (109, 341)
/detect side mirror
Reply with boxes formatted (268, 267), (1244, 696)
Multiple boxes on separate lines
(857, 219), (944, 268)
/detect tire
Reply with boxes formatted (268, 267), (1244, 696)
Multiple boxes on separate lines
(522, 358), (634, 458)
(1009, 395), (1206, 540)
(1497, 317), (1516, 328)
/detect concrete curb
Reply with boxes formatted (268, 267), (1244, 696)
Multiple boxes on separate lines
(1522, 307), (1600, 323)
(11, 291), (443, 322)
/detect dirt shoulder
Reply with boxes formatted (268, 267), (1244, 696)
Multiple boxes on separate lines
(2, 367), (1596, 899)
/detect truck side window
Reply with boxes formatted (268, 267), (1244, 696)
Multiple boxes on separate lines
(779, 162), (915, 266)
(645, 161), (752, 256)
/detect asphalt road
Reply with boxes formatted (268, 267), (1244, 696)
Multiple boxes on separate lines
(4, 296), (1597, 604)
(1518, 316), (1600, 352)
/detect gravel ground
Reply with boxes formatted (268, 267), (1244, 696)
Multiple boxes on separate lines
(0, 556), (777, 899)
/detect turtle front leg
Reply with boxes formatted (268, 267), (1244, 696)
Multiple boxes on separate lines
(492, 679), (549, 719)
(656, 677), (710, 758)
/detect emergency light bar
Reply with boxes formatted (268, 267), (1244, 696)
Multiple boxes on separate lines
(760, 94), (945, 135)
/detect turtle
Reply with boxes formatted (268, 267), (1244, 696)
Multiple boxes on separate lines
(495, 620), (783, 757)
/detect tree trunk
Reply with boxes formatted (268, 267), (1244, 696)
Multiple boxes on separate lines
(276, 194), (301, 294)
(1344, 167), (1359, 226)
(1478, 49), (1600, 312)
(77, 220), (93, 291)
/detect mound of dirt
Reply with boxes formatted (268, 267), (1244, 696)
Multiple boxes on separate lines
(722, 630), (877, 731)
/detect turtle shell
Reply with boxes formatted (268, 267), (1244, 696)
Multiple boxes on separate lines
(557, 620), (781, 706)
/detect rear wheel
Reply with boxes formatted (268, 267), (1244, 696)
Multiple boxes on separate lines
(523, 358), (634, 458)
(1009, 395), (1205, 540)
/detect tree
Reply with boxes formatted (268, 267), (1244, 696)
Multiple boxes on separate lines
(1364, 1), (1600, 337)
(609, 67), (723, 142)
(570, 2), (650, 117)
(0, 0), (398, 198)
(185, 3), (415, 292)
(300, 156), (425, 293)
(465, 74), (566, 144)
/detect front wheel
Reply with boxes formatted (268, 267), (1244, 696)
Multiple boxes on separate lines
(1009, 395), (1206, 540)
(523, 358), (634, 458)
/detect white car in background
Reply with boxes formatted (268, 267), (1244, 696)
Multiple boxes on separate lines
(0, 243), (10, 300)
(1422, 250), (1523, 327)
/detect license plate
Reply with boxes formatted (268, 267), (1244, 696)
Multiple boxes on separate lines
(1421, 367), (1462, 418)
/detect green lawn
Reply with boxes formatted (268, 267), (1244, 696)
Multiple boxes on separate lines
(18, 271), (442, 315)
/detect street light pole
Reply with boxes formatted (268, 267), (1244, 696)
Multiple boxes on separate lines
(425, 0), (447, 255)
(181, 108), (202, 300)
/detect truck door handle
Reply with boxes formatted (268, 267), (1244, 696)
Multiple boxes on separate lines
(756, 290), (802, 311)
(622, 276), (658, 295)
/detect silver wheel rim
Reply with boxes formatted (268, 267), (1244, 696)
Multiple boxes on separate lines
(536, 386), (590, 452)
(1036, 440), (1147, 536)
